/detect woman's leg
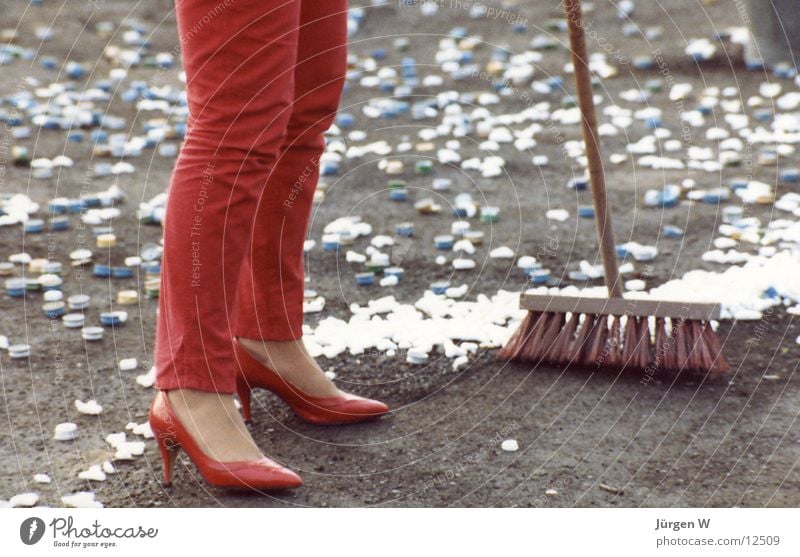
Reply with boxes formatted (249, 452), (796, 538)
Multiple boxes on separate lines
(156, 0), (302, 393)
(235, 0), (349, 396)
(154, 0), (303, 459)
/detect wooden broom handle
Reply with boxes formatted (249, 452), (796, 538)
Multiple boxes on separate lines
(563, 0), (624, 299)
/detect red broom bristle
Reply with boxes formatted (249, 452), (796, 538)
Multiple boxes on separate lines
(500, 309), (730, 375)
(537, 312), (566, 363)
(699, 328), (716, 372)
(520, 311), (553, 362)
(621, 315), (638, 369)
(700, 321), (730, 374)
(674, 318), (689, 370)
(685, 319), (703, 371)
(567, 313), (595, 365)
(635, 317), (652, 370)
(653, 317), (668, 372)
(545, 312), (580, 365)
(583, 314), (609, 367)
(689, 320), (715, 372)
(693, 321), (727, 373)
(497, 311), (538, 361)
(605, 315), (623, 368)
(664, 318), (680, 371)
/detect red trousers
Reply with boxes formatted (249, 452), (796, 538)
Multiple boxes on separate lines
(155, 0), (348, 393)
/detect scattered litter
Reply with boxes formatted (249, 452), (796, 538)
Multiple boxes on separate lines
(106, 432), (146, 460)
(53, 422), (78, 441)
(119, 358), (138, 371)
(501, 439), (519, 452)
(406, 348), (429, 365)
(489, 246), (515, 259)
(599, 483), (624, 495)
(136, 366), (156, 388)
(127, 421), (154, 439)
(2, 4), (800, 509)
(546, 209), (570, 222)
(75, 399), (103, 415)
(61, 492), (103, 508)
(9, 492), (39, 507)
(78, 465), (107, 482)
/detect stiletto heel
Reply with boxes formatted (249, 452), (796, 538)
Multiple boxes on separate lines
(155, 432), (179, 486)
(233, 338), (390, 425)
(236, 376), (253, 423)
(148, 391), (302, 490)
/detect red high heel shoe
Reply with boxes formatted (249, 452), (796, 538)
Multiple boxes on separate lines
(149, 391), (303, 490)
(233, 338), (390, 426)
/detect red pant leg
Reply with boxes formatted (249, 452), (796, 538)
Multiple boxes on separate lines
(155, 0), (302, 393)
(235, 0), (349, 341)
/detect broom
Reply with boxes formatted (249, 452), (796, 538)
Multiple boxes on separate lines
(498, 0), (730, 375)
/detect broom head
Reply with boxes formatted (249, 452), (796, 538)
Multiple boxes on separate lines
(498, 294), (730, 374)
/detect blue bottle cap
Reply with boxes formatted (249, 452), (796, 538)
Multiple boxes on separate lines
(93, 264), (112, 277)
(529, 269), (551, 284)
(431, 281), (450, 295)
(662, 225), (684, 238)
(355, 272), (375, 286)
(24, 219), (45, 233)
(112, 266), (134, 278)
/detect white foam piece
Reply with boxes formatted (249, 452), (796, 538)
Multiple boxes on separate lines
(452, 258), (475, 270)
(445, 284), (468, 298)
(105, 432), (127, 448)
(10, 492), (39, 507)
(625, 279), (646, 291)
(371, 235), (394, 248)
(501, 439), (519, 452)
(303, 297), (326, 313)
(74, 399), (103, 415)
(305, 291), (525, 362)
(62, 492), (103, 508)
(579, 260), (604, 279)
(714, 237), (738, 249)
(452, 355), (469, 370)
(130, 421), (154, 439)
(78, 465), (107, 482)
(346, 250), (366, 263)
(453, 239), (475, 254)
(759, 82), (782, 98)
(114, 440), (146, 461)
(119, 358), (138, 371)
(53, 422), (78, 441)
(546, 209), (569, 222)
(489, 246), (515, 259)
(136, 366), (156, 388)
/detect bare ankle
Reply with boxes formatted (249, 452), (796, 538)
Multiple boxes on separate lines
(161, 389), (263, 462)
(236, 337), (340, 397)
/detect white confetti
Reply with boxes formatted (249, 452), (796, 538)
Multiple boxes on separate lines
(9, 492), (39, 507)
(501, 439), (519, 452)
(78, 465), (107, 482)
(62, 492), (103, 508)
(74, 399), (103, 415)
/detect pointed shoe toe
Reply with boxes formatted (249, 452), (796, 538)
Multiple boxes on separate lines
(149, 392), (303, 491)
